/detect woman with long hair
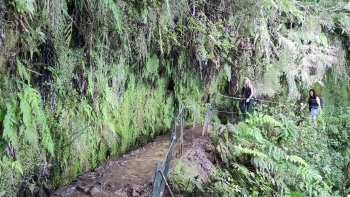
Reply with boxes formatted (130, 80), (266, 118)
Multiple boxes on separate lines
(300, 89), (322, 123)
(240, 77), (254, 119)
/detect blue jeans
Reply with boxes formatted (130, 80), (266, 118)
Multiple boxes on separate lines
(240, 99), (254, 119)
(310, 108), (319, 117)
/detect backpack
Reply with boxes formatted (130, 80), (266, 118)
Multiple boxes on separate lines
(319, 96), (323, 108)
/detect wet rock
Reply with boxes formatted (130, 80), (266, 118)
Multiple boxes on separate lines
(87, 186), (101, 195)
(43, 183), (54, 194)
(132, 190), (139, 196)
(115, 191), (129, 197)
(33, 187), (48, 197)
(76, 185), (89, 193)
(114, 188), (129, 196)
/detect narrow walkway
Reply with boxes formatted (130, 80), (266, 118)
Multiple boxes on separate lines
(51, 125), (205, 197)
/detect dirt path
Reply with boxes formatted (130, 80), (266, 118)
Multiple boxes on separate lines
(51, 125), (206, 197)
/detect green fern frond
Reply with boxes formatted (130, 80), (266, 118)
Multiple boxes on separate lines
(236, 121), (250, 133)
(23, 85), (41, 114)
(252, 156), (277, 173)
(104, 121), (116, 135)
(102, 0), (122, 33)
(20, 85), (54, 156)
(223, 63), (231, 82)
(100, 99), (108, 121)
(278, 114), (298, 140)
(268, 145), (286, 162)
(16, 59), (30, 82)
(87, 71), (94, 97)
(234, 145), (268, 158)
(103, 84), (115, 108)
(11, 161), (23, 175)
(243, 127), (264, 143)
(214, 123), (227, 134)
(285, 155), (308, 166)
(226, 123), (239, 134)
(64, 21), (73, 48)
(2, 102), (18, 146)
(81, 99), (93, 119)
(232, 162), (251, 177)
(24, 128), (38, 149)
(42, 129), (54, 156)
(144, 54), (159, 80)
(18, 92), (31, 128)
(296, 166), (322, 184)
(248, 113), (282, 127)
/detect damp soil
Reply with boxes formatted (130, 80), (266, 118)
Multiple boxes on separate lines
(50, 125), (208, 197)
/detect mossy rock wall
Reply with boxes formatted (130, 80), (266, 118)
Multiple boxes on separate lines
(0, 0), (350, 196)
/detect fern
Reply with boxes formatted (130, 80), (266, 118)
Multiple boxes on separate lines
(87, 71), (94, 97)
(99, 99), (108, 121)
(23, 127), (38, 149)
(268, 145), (286, 162)
(11, 161), (23, 175)
(41, 125), (54, 156)
(102, 0), (122, 33)
(20, 85), (54, 156)
(234, 145), (268, 158)
(144, 54), (159, 81)
(248, 113), (282, 127)
(231, 162), (251, 178)
(223, 63), (231, 82)
(241, 127), (264, 143)
(252, 156), (278, 173)
(23, 85), (41, 114)
(16, 59), (30, 82)
(64, 20), (73, 48)
(18, 92), (31, 128)
(277, 114), (298, 141)
(296, 166), (321, 184)
(285, 155), (308, 166)
(2, 102), (18, 147)
(214, 123), (227, 134)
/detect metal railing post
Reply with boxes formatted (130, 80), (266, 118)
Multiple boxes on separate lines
(202, 105), (209, 136)
(192, 105), (197, 141)
(151, 163), (163, 197)
(159, 120), (177, 195)
(180, 105), (184, 156)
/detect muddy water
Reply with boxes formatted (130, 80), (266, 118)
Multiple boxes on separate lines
(51, 125), (205, 197)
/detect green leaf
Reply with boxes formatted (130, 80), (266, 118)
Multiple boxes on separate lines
(11, 161), (23, 175)
(223, 63), (231, 82)
(0, 191), (6, 197)
(24, 128), (38, 149)
(319, 33), (328, 48)
(2, 103), (18, 146)
(18, 92), (31, 128)
(26, 0), (36, 15)
(16, 59), (30, 82)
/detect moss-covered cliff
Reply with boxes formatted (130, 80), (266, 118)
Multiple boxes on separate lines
(0, 0), (349, 196)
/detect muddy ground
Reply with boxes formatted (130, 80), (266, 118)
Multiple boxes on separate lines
(50, 125), (214, 197)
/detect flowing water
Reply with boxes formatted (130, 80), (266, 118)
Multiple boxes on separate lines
(51, 125), (205, 197)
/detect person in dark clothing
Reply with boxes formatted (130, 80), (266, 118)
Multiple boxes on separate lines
(240, 77), (254, 119)
(300, 89), (322, 124)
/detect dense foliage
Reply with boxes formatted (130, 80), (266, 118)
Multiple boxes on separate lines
(0, 0), (349, 196)
(169, 102), (350, 196)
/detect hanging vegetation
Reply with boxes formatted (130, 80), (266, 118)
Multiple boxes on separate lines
(0, 0), (349, 196)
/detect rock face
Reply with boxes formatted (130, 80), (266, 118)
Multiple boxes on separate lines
(179, 138), (215, 182)
(0, 0), (5, 46)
